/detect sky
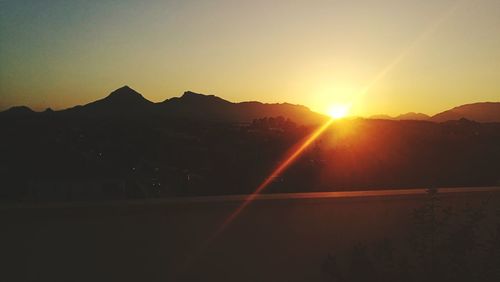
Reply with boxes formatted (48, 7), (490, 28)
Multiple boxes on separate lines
(1, 0), (499, 116)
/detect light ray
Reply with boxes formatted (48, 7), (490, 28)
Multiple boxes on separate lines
(180, 1), (471, 273)
(209, 118), (334, 241)
(355, 0), (467, 101)
(176, 118), (335, 274)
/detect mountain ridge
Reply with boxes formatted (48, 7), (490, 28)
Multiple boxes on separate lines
(430, 102), (500, 123)
(371, 102), (500, 123)
(370, 112), (430, 121)
(1, 86), (326, 124)
(2, 86), (499, 123)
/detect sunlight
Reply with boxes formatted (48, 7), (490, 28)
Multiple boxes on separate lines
(327, 104), (350, 119)
(207, 118), (334, 243)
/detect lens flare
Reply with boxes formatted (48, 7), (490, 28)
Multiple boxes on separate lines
(209, 118), (334, 241)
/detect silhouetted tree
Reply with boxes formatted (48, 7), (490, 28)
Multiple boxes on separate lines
(323, 189), (500, 282)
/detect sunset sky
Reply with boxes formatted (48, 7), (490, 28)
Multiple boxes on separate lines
(1, 0), (499, 116)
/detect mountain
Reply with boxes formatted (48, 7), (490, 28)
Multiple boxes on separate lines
(431, 102), (500, 123)
(396, 112), (430, 120)
(370, 112), (429, 121)
(62, 86), (154, 117)
(159, 91), (236, 120)
(3, 86), (498, 124)
(369, 104), (500, 122)
(159, 91), (327, 124)
(0, 106), (35, 116)
(56, 87), (327, 124)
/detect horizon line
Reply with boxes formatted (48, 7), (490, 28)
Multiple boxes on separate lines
(1, 85), (499, 118)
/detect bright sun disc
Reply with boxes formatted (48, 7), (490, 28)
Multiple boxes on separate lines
(328, 104), (350, 119)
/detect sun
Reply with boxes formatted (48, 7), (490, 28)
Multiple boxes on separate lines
(327, 104), (350, 119)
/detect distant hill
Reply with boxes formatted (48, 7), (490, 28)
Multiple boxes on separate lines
(431, 102), (500, 123)
(397, 112), (430, 120)
(370, 102), (500, 123)
(0, 106), (35, 116)
(370, 112), (430, 121)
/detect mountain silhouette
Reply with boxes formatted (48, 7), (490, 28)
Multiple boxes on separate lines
(2, 86), (499, 123)
(370, 112), (430, 121)
(56, 87), (327, 124)
(431, 102), (500, 123)
(159, 91), (236, 120)
(159, 91), (326, 124)
(371, 103), (500, 123)
(62, 86), (154, 117)
(0, 106), (35, 116)
(397, 112), (430, 120)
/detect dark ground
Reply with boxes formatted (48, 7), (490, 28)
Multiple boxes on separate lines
(2, 188), (499, 282)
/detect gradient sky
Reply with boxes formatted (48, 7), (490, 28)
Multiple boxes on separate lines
(1, 0), (499, 116)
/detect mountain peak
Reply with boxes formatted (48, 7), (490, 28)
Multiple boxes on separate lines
(97, 86), (153, 106)
(61, 86), (154, 116)
(181, 91), (204, 98)
(1, 106), (35, 115)
(181, 91), (222, 99)
(107, 86), (143, 99)
(177, 91), (232, 104)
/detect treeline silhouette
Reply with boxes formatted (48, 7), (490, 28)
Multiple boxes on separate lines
(1, 112), (499, 202)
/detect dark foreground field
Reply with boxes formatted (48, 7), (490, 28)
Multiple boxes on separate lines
(2, 187), (500, 282)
